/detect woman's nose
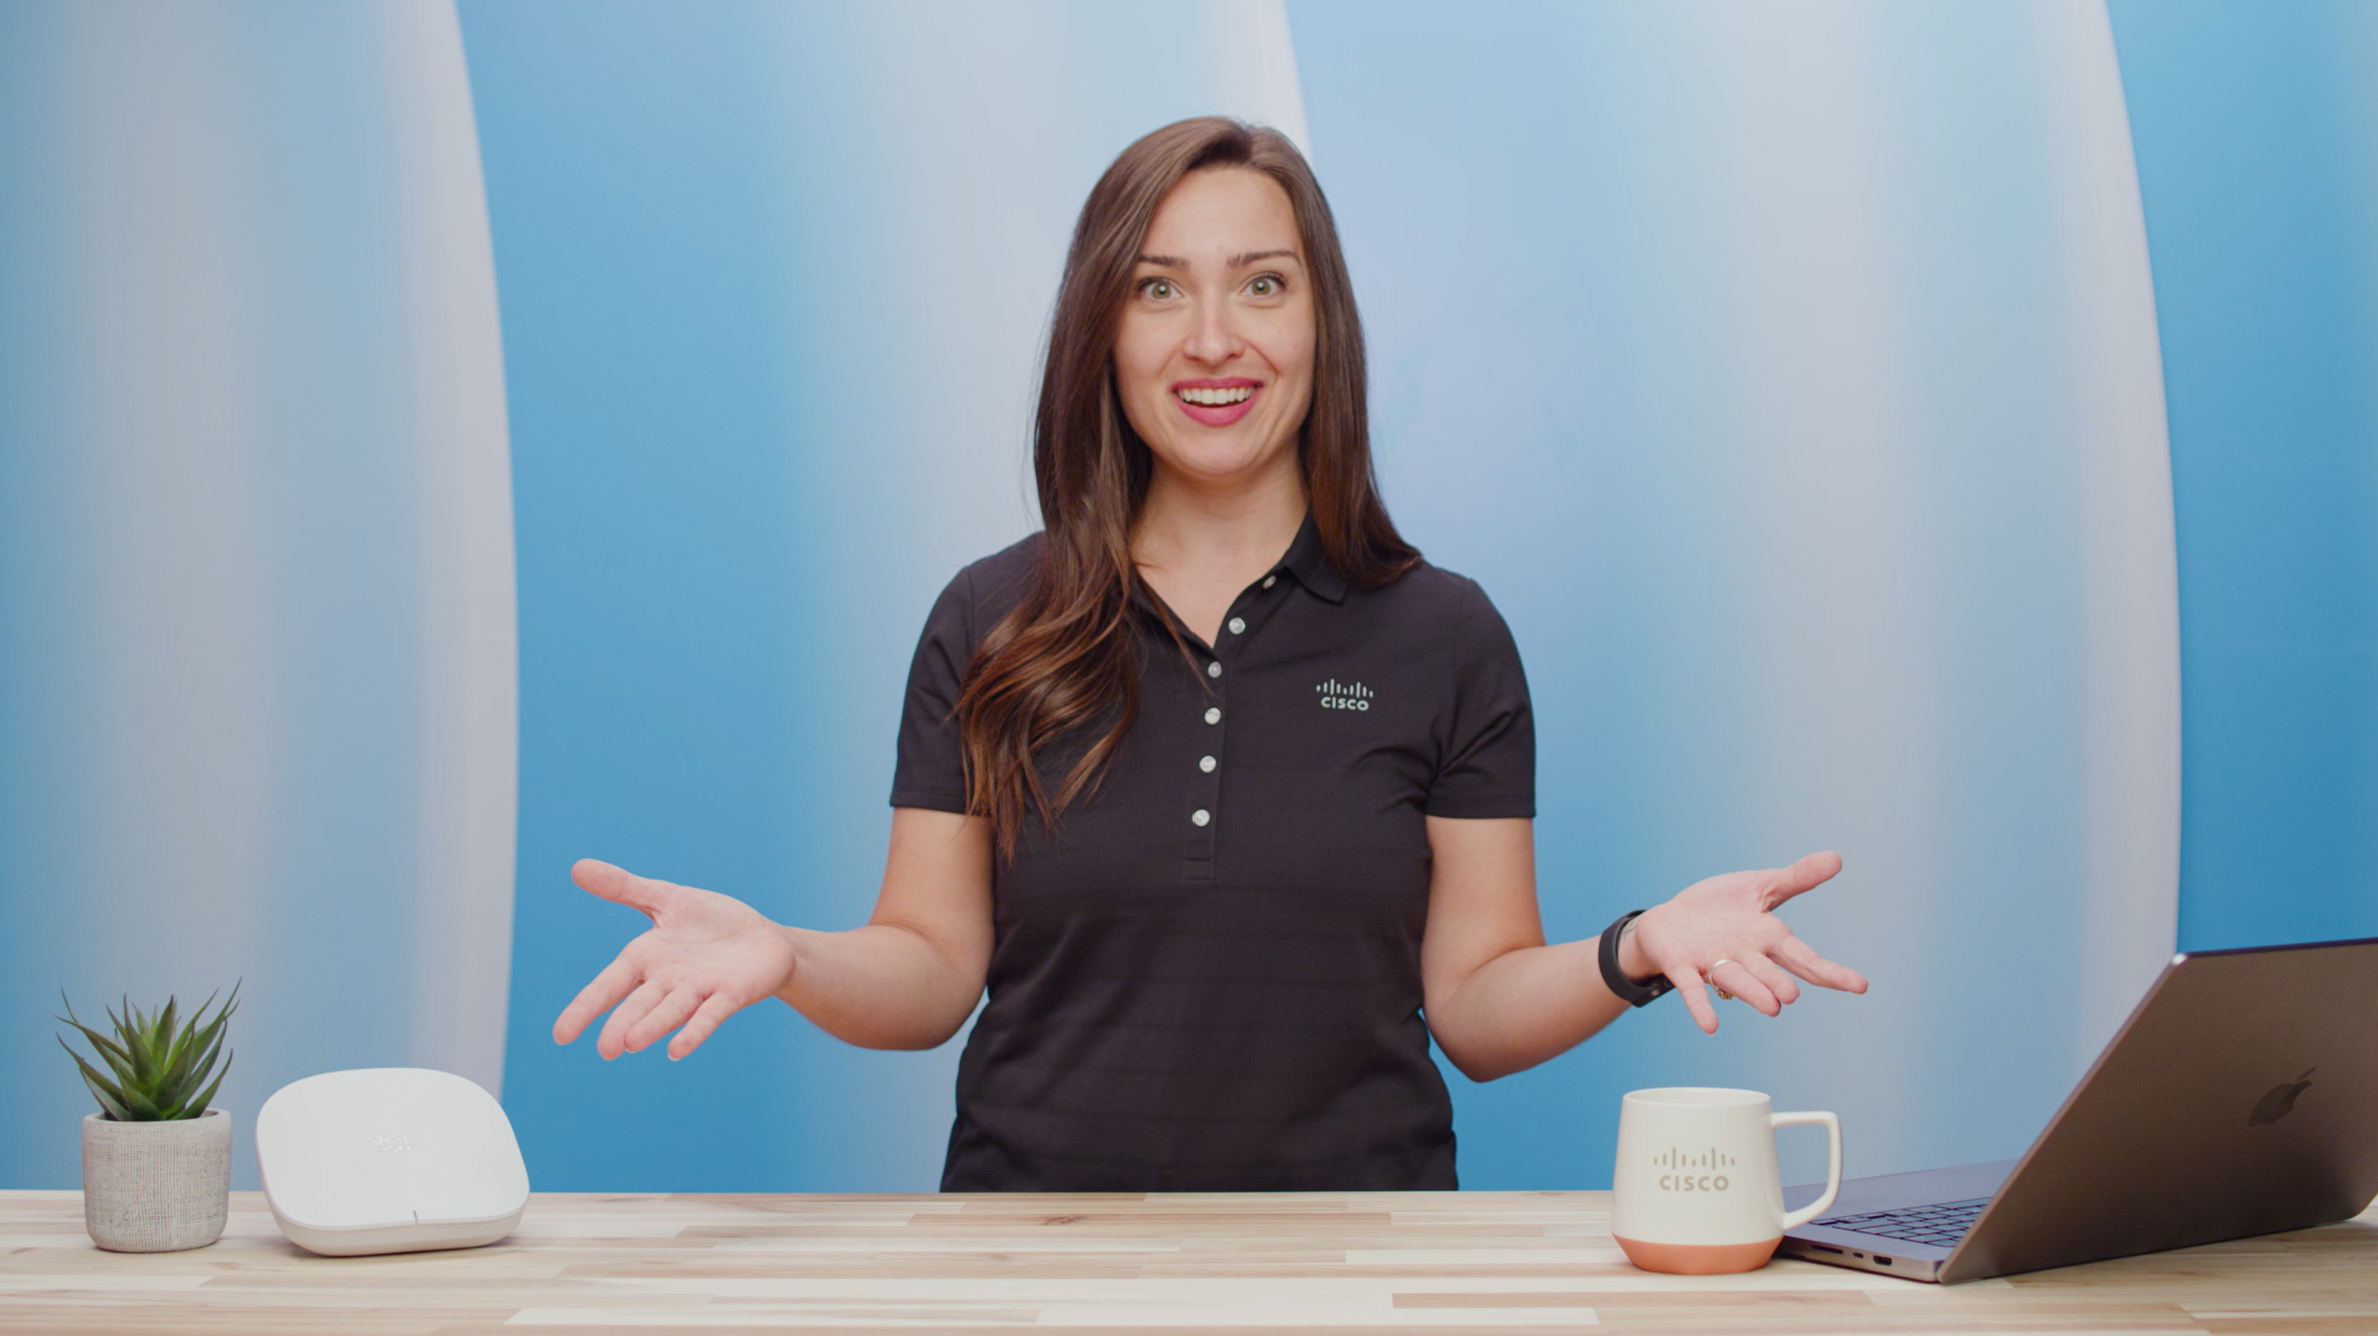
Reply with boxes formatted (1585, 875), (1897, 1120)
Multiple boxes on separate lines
(1182, 297), (1241, 365)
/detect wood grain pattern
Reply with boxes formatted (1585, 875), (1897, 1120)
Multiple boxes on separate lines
(2, 1189), (2372, 1333)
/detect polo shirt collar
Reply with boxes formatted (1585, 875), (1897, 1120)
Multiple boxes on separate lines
(1279, 511), (1348, 603)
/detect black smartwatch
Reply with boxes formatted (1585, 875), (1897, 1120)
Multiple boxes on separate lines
(1599, 909), (1674, 1007)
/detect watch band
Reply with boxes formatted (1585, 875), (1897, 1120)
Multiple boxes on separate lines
(1599, 909), (1674, 1008)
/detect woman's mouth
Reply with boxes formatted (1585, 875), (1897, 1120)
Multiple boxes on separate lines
(1173, 381), (1260, 427)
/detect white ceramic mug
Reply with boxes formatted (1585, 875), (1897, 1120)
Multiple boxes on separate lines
(1611, 1087), (1841, 1274)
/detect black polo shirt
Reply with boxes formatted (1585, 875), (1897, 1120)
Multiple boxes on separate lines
(889, 513), (1534, 1192)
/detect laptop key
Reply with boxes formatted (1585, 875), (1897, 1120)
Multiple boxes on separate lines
(1812, 1198), (1990, 1246)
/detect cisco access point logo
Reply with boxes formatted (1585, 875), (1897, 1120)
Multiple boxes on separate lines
(1316, 678), (1374, 711)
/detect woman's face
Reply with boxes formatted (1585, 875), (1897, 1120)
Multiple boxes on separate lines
(1114, 166), (1316, 492)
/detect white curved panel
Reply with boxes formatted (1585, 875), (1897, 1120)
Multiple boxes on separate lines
(373, 0), (519, 1093)
(44, 2), (281, 1009)
(1659, 0), (2178, 1160)
(1703, 0), (2180, 1167)
(0, 0), (514, 1188)
(1204, 0), (1313, 157)
(2032, 0), (2181, 1067)
(1289, 0), (2182, 1185)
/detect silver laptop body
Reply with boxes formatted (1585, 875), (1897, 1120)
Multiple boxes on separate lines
(1779, 936), (2378, 1283)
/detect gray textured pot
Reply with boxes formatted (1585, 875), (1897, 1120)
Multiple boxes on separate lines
(81, 1107), (231, 1252)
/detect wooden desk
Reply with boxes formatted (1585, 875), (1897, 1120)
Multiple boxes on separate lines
(3, 1189), (2373, 1333)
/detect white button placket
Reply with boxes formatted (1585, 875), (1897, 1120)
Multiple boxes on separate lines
(1186, 655), (1223, 880)
(1182, 571), (1277, 882)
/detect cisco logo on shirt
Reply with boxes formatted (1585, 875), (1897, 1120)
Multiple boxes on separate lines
(1316, 678), (1373, 711)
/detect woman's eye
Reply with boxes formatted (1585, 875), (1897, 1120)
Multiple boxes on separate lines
(1140, 279), (1175, 299)
(1248, 275), (1280, 296)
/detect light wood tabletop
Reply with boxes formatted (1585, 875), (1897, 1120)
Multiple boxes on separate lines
(3, 1188), (2374, 1334)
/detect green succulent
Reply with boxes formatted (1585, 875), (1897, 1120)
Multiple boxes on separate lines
(56, 984), (238, 1122)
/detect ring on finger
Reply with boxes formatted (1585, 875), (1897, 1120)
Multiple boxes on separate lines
(1704, 957), (1739, 1001)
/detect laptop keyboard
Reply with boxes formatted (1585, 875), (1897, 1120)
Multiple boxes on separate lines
(1812, 1197), (1990, 1249)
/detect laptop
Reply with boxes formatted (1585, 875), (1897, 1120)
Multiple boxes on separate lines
(1779, 936), (2378, 1283)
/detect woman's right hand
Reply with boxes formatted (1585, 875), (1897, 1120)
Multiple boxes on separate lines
(551, 859), (800, 1061)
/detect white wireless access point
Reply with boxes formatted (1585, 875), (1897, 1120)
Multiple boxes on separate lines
(255, 1067), (529, 1256)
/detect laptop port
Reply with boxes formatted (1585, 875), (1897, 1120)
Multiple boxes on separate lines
(1811, 1244), (1843, 1254)
(1874, 1256), (1893, 1266)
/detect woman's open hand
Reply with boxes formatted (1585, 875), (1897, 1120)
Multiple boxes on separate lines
(1622, 851), (1868, 1035)
(551, 859), (799, 1061)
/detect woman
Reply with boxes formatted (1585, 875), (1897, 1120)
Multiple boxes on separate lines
(553, 117), (1867, 1191)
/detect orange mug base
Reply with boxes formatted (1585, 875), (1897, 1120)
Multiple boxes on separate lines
(1614, 1234), (1782, 1275)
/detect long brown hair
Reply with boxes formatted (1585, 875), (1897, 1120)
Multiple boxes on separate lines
(955, 117), (1417, 856)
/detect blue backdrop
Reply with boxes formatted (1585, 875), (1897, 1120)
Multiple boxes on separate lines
(2106, 0), (2378, 952)
(2, 0), (2373, 1195)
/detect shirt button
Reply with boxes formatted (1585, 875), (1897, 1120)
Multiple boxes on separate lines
(1206, 661), (1222, 679)
(1199, 755), (1216, 773)
(1227, 616), (1246, 635)
(1204, 707), (1221, 725)
(1262, 575), (1276, 589)
(1191, 808), (1211, 827)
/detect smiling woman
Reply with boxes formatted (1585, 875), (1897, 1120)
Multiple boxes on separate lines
(553, 117), (1869, 1193)
(957, 119), (1414, 853)
(1116, 175), (1311, 469)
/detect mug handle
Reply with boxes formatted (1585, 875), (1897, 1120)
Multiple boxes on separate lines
(1773, 1110), (1842, 1230)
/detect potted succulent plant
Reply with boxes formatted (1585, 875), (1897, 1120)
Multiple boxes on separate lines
(57, 985), (238, 1252)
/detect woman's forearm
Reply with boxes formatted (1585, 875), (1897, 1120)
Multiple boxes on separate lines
(1426, 936), (1633, 1082)
(775, 922), (984, 1051)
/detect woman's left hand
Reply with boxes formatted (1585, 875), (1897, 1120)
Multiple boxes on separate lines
(1621, 851), (1868, 1034)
